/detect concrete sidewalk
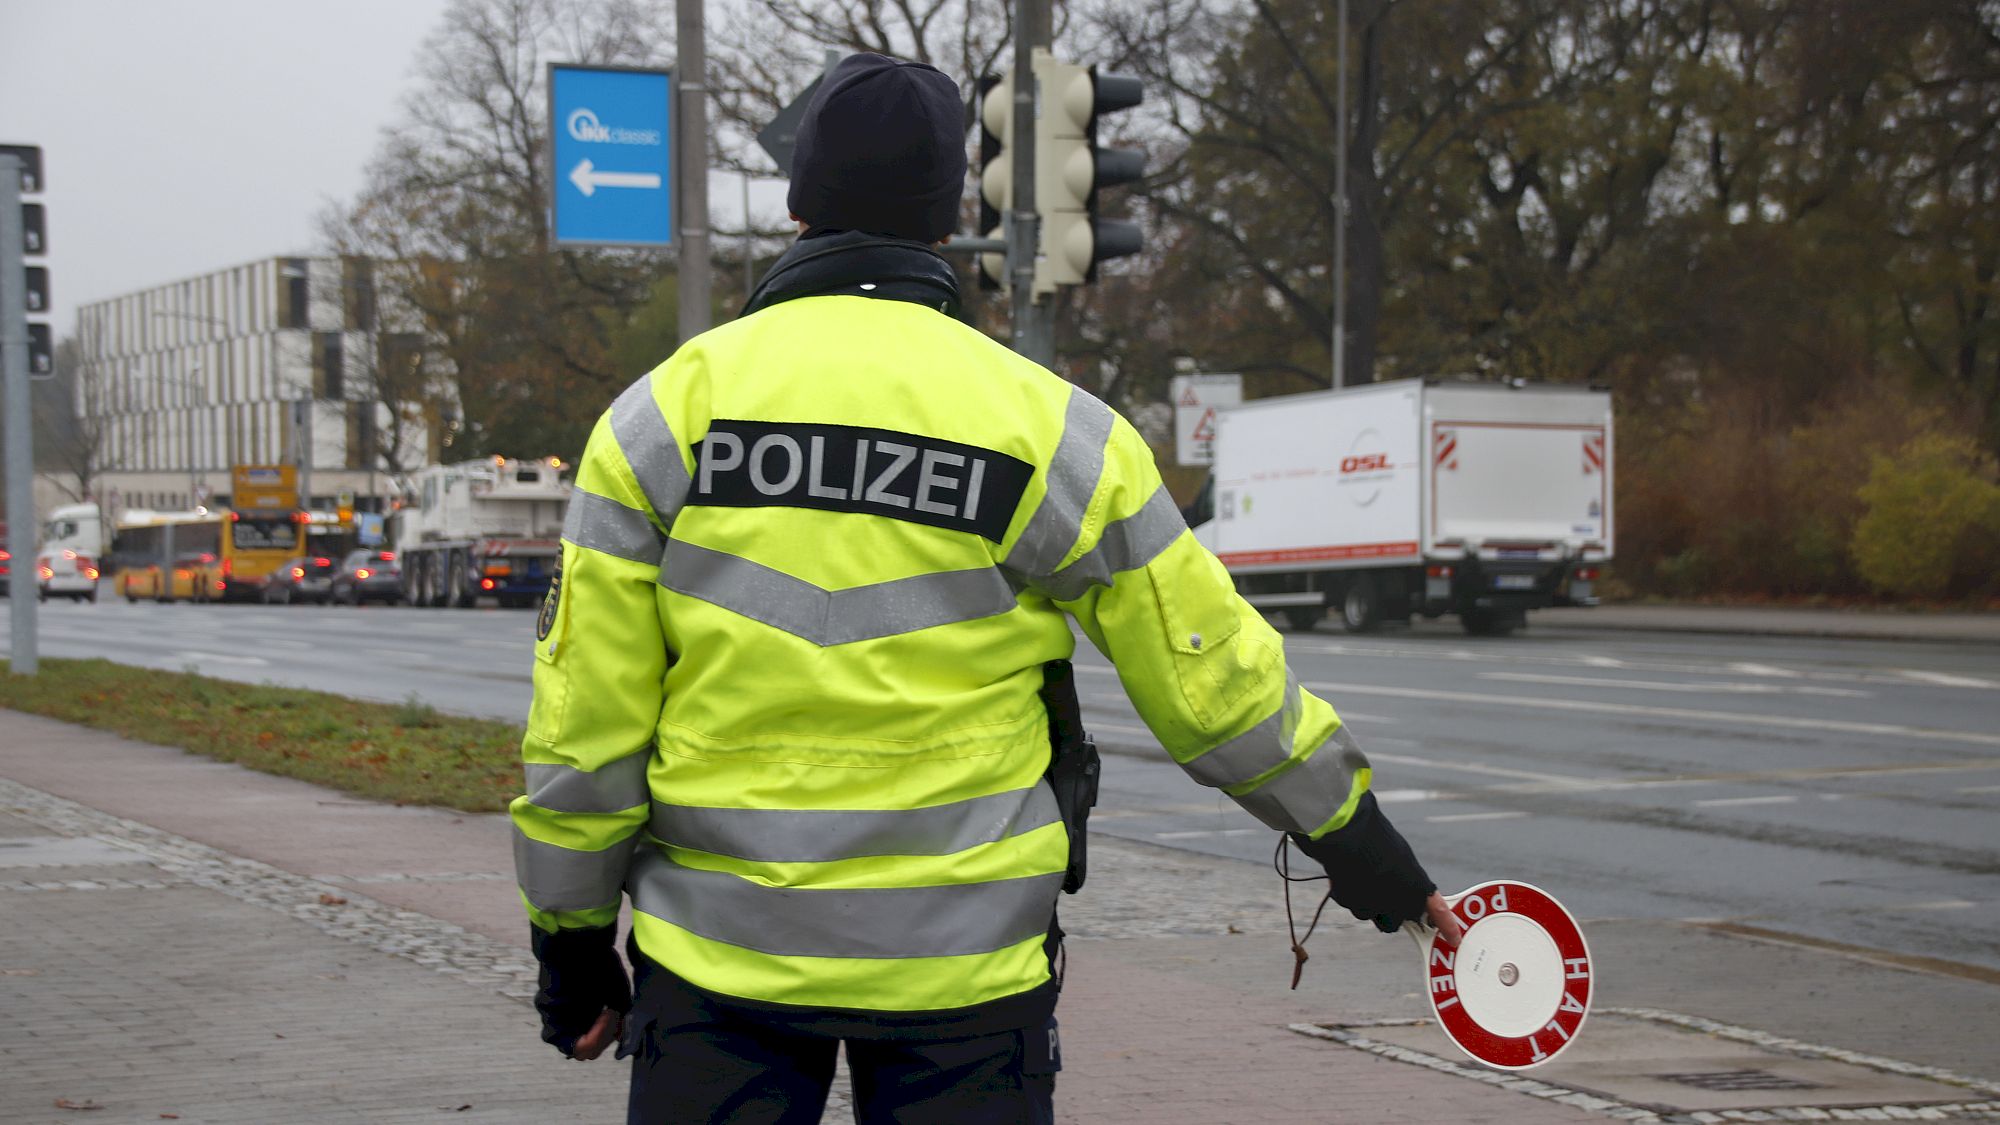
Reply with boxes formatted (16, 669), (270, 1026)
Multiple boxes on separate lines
(6, 707), (1998, 1124)
(0, 709), (1593, 1124)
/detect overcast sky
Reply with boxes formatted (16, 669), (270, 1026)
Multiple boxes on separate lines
(0, 0), (455, 337)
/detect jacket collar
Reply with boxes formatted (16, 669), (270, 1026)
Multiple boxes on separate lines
(740, 229), (962, 319)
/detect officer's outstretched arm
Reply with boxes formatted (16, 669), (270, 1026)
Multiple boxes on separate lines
(1012, 389), (1435, 929)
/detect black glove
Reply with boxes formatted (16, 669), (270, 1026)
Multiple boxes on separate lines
(1288, 791), (1436, 934)
(530, 924), (632, 1058)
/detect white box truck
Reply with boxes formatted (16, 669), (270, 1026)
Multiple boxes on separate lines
(1189, 378), (1612, 635)
(392, 457), (571, 608)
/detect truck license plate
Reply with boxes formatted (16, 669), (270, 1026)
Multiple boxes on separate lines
(1493, 574), (1536, 590)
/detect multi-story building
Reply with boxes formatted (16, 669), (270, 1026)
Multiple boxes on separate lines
(70, 255), (437, 518)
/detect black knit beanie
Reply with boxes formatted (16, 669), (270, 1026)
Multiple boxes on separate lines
(786, 53), (966, 244)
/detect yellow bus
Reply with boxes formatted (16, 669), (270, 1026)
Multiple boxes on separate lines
(114, 508), (303, 603)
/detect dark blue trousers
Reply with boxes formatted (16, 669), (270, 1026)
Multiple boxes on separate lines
(623, 1009), (1059, 1124)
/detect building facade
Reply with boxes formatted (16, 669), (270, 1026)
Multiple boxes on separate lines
(71, 256), (436, 517)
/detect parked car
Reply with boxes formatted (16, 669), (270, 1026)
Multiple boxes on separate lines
(261, 556), (337, 605)
(0, 545), (11, 597)
(329, 550), (404, 606)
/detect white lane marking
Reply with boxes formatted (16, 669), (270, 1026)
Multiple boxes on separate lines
(1959, 784), (2000, 794)
(1898, 899), (1978, 911)
(1335, 711), (1400, 724)
(1898, 669), (1999, 689)
(1371, 789), (1448, 804)
(1086, 721), (1152, 737)
(1292, 641), (1986, 694)
(173, 651), (269, 667)
(1153, 828), (1261, 840)
(1692, 794), (1798, 808)
(1366, 752), (1593, 787)
(1729, 662), (1801, 678)
(1425, 810), (1528, 823)
(1477, 671), (1870, 698)
(1303, 679), (2000, 749)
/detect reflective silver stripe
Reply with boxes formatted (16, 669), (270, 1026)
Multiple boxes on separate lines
(629, 848), (1064, 959)
(1039, 485), (1186, 601)
(1230, 723), (1370, 834)
(1182, 675), (1305, 789)
(562, 488), (667, 566)
(650, 785), (1061, 863)
(1006, 387), (1115, 579)
(523, 753), (653, 815)
(660, 540), (1019, 646)
(513, 829), (637, 913)
(610, 375), (690, 529)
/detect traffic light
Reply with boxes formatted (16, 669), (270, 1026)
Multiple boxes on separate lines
(1030, 49), (1145, 294)
(975, 73), (1012, 292)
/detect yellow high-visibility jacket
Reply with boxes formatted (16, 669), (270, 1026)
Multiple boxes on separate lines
(511, 272), (1371, 1030)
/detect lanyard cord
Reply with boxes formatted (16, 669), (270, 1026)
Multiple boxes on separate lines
(1273, 835), (1336, 990)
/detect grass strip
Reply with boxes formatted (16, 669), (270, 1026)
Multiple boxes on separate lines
(0, 657), (523, 813)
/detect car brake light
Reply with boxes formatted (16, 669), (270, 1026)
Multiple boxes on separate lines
(314, 557), (330, 566)
(38, 566), (53, 580)
(291, 567), (305, 579)
(215, 581), (227, 591)
(380, 552), (396, 561)
(356, 568), (373, 580)
(84, 568), (100, 580)
(480, 577), (497, 590)
(222, 559), (233, 577)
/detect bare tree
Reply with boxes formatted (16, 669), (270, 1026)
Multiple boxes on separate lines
(33, 332), (111, 504)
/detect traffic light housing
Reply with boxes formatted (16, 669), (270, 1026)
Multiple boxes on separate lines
(1031, 49), (1145, 294)
(975, 73), (1011, 292)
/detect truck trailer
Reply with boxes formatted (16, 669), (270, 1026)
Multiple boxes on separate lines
(1189, 378), (1613, 636)
(393, 457), (571, 608)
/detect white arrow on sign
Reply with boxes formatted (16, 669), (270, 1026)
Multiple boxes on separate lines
(568, 158), (662, 198)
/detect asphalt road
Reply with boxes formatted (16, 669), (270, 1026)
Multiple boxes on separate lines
(8, 595), (1998, 976)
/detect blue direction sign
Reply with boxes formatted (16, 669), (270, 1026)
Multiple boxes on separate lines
(549, 64), (673, 247)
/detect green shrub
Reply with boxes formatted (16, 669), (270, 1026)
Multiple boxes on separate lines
(1851, 434), (2000, 599)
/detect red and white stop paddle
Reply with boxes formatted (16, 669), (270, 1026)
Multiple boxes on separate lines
(1403, 880), (1593, 1070)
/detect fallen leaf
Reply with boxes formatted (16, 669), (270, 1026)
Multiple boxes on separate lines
(317, 893), (347, 906)
(53, 1097), (103, 1110)
(274, 1033), (285, 1039)
(1, 968), (41, 976)
(1226, 924), (1243, 934)
(161, 1115), (181, 1120)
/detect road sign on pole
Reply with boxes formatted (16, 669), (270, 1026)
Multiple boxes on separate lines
(549, 65), (674, 248)
(1171, 373), (1242, 466)
(757, 73), (825, 178)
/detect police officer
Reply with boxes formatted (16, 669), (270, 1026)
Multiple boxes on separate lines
(513, 51), (1461, 1124)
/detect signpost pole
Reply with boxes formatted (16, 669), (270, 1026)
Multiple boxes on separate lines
(1008, 0), (1055, 368)
(677, 0), (712, 344)
(2, 154), (39, 674)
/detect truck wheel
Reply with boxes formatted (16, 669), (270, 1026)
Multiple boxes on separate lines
(1340, 577), (1382, 634)
(448, 553), (475, 608)
(1282, 605), (1323, 633)
(1462, 610), (1524, 637)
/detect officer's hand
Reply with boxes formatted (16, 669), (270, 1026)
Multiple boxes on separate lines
(1425, 891), (1464, 947)
(529, 924), (632, 1059)
(1288, 791), (1441, 936)
(569, 1009), (622, 1062)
